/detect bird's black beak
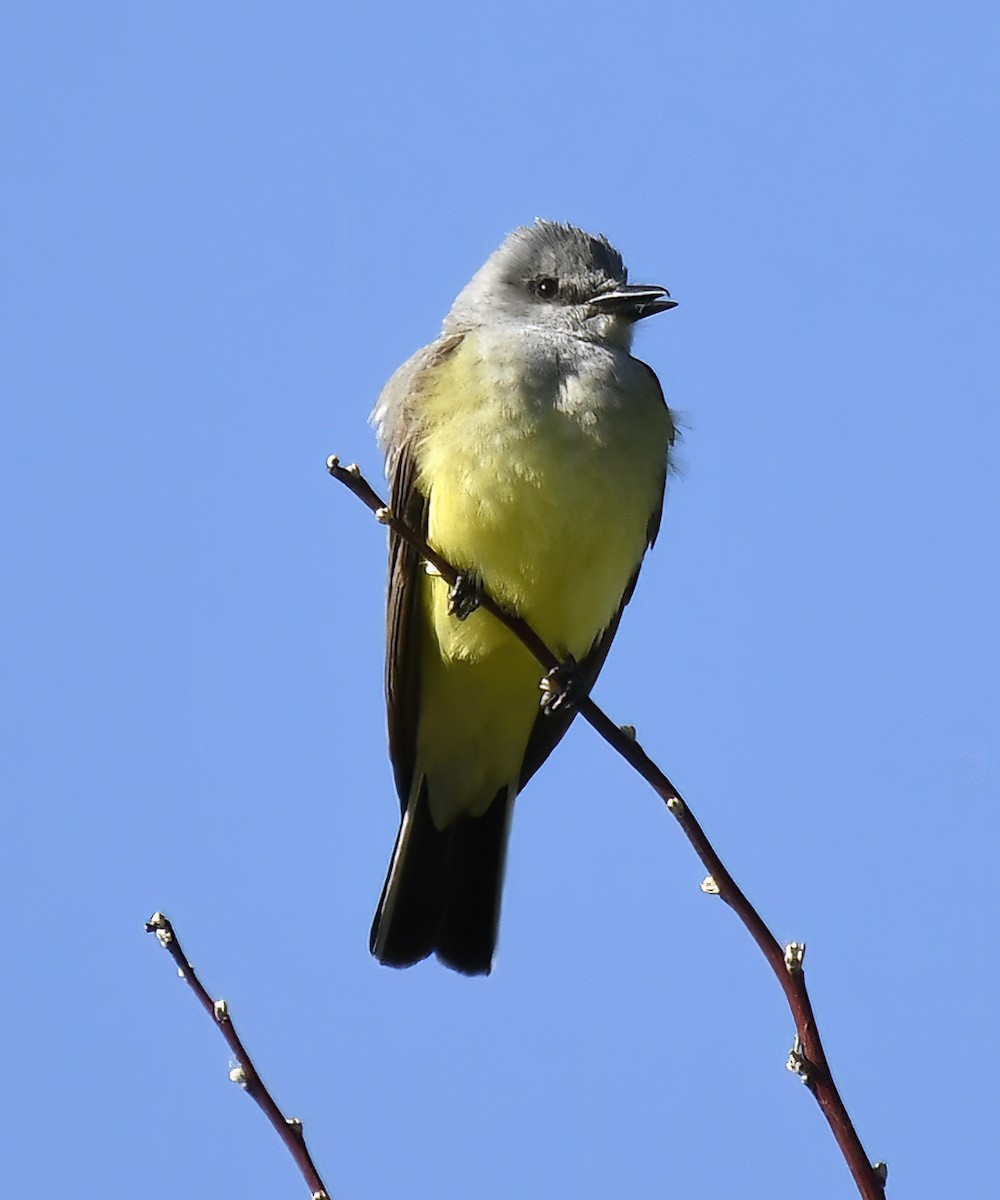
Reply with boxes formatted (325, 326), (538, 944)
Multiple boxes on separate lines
(589, 284), (677, 322)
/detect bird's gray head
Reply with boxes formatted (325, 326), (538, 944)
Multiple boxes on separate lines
(443, 220), (676, 348)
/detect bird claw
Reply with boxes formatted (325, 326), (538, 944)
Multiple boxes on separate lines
(539, 657), (584, 715)
(447, 573), (483, 621)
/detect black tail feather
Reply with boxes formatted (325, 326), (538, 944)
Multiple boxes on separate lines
(434, 790), (512, 975)
(371, 784), (512, 976)
(370, 784), (446, 969)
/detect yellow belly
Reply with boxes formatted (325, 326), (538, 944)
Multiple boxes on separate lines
(410, 332), (669, 826)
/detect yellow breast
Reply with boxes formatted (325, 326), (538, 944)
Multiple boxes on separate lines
(415, 330), (670, 662)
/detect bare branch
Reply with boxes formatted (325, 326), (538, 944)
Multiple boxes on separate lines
(145, 912), (332, 1200)
(328, 454), (887, 1200)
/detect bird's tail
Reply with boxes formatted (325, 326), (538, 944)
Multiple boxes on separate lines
(370, 782), (513, 976)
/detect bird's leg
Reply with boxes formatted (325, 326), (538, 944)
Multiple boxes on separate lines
(447, 572), (483, 621)
(539, 656), (585, 716)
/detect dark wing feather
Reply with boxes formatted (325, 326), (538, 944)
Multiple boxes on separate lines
(636, 358), (674, 551)
(384, 439), (427, 809)
(516, 577), (631, 792)
(383, 334), (465, 811)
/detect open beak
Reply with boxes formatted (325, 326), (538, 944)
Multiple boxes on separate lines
(589, 284), (677, 322)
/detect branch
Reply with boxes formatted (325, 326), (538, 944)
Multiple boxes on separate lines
(145, 912), (332, 1200)
(327, 454), (888, 1200)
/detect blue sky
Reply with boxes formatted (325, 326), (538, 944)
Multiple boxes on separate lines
(3, 3), (998, 1197)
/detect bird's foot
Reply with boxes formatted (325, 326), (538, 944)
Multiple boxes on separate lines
(447, 572), (483, 621)
(540, 656), (585, 716)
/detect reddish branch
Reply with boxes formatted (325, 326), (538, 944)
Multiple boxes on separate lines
(145, 912), (331, 1200)
(327, 454), (887, 1200)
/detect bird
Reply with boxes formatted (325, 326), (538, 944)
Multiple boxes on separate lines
(369, 220), (676, 975)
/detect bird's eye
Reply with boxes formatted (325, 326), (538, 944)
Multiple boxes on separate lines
(535, 277), (559, 299)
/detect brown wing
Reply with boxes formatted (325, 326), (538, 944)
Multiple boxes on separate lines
(637, 358), (674, 551)
(384, 438), (428, 810)
(382, 334), (465, 812)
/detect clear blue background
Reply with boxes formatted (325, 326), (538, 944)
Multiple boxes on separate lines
(3, 3), (997, 1197)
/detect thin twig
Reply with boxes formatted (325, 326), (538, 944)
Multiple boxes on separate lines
(145, 912), (331, 1200)
(327, 454), (888, 1200)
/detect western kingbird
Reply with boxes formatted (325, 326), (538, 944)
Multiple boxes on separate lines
(370, 220), (676, 974)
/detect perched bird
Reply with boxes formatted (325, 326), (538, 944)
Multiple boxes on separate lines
(370, 220), (676, 974)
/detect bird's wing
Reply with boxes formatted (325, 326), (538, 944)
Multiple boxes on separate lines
(382, 334), (464, 811)
(515, 572), (632, 791)
(384, 436), (426, 808)
(518, 361), (674, 790)
(636, 359), (674, 551)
